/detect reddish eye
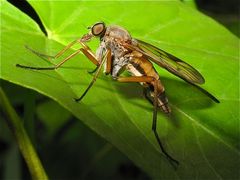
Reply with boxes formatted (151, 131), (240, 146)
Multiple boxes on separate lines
(92, 22), (105, 36)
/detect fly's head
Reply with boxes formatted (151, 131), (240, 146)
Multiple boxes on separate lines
(81, 22), (106, 42)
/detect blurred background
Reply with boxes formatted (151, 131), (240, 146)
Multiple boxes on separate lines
(1, 0), (239, 179)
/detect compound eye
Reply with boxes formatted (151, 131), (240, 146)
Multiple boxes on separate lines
(92, 22), (105, 36)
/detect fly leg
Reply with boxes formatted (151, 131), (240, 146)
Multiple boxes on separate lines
(152, 80), (179, 169)
(16, 41), (99, 70)
(79, 41), (99, 66)
(17, 48), (84, 70)
(87, 67), (98, 74)
(24, 39), (80, 61)
(116, 76), (179, 169)
(74, 48), (111, 102)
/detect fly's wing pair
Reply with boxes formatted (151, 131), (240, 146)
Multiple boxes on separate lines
(135, 39), (205, 84)
(123, 39), (219, 103)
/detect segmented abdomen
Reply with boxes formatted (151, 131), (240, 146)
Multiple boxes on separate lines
(127, 57), (171, 114)
(157, 91), (171, 114)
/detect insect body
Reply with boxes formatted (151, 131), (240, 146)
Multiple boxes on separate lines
(16, 22), (219, 169)
(93, 24), (170, 113)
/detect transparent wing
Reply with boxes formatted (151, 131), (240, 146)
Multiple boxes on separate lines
(129, 39), (205, 84)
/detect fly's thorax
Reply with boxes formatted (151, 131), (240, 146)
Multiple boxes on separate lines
(104, 25), (132, 42)
(100, 25), (133, 61)
(97, 36), (131, 77)
(102, 36), (129, 58)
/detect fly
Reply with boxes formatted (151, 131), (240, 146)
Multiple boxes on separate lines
(16, 22), (220, 169)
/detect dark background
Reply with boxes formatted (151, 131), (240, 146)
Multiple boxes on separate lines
(1, 0), (239, 179)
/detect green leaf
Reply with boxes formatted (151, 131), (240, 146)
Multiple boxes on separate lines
(1, 1), (239, 179)
(181, 0), (197, 8)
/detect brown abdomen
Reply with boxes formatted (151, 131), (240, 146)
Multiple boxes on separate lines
(130, 57), (171, 114)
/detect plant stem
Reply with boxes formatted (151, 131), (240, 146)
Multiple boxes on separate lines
(23, 90), (36, 145)
(0, 88), (48, 180)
